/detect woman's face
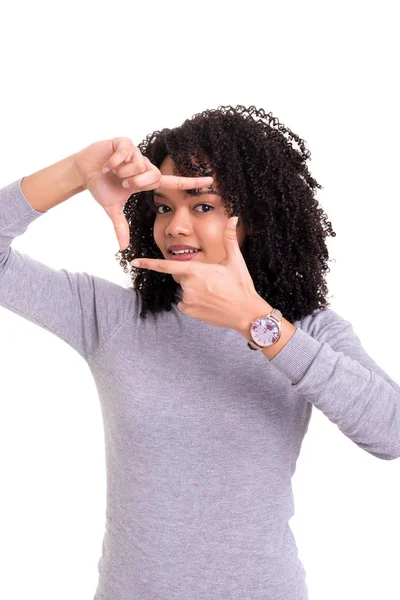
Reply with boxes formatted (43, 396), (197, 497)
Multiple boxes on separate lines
(152, 155), (248, 285)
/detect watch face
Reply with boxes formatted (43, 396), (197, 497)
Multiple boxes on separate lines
(251, 317), (280, 347)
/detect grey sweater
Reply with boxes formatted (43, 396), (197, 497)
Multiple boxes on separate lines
(1, 178), (400, 600)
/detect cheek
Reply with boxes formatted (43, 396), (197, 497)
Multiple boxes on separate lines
(203, 232), (226, 256)
(203, 222), (224, 240)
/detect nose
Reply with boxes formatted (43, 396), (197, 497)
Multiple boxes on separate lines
(164, 208), (194, 237)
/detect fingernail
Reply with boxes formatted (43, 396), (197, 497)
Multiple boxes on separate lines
(122, 181), (130, 188)
(102, 167), (110, 174)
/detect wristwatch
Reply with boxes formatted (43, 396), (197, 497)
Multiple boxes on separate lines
(247, 308), (283, 351)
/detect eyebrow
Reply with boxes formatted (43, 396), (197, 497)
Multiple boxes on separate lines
(153, 189), (218, 200)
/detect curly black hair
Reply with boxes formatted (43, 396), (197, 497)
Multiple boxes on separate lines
(115, 104), (336, 323)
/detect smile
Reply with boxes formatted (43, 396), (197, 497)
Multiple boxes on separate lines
(169, 250), (202, 261)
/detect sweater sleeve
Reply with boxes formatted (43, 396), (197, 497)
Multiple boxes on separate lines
(270, 307), (400, 460)
(0, 178), (134, 363)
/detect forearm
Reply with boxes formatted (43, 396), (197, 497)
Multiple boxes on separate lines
(20, 153), (85, 212)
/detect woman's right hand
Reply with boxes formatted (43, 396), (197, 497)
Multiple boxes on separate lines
(74, 137), (214, 252)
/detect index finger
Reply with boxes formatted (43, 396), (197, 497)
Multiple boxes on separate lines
(157, 174), (214, 191)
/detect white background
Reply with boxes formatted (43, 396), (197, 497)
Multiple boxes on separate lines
(0, 1), (399, 599)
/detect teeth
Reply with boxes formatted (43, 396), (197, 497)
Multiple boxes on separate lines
(171, 249), (199, 255)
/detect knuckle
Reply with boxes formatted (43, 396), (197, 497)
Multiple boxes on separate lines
(144, 157), (155, 171)
(116, 136), (131, 146)
(110, 153), (124, 168)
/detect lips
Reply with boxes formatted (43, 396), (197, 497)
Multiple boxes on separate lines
(169, 250), (202, 261)
(168, 245), (200, 252)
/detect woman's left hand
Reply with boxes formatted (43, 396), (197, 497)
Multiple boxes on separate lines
(130, 217), (271, 333)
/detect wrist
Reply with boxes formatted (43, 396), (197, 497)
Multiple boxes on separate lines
(71, 152), (88, 190)
(235, 295), (297, 359)
(235, 296), (273, 340)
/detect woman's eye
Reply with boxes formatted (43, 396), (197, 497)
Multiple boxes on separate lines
(155, 205), (169, 215)
(195, 204), (214, 213)
(155, 204), (214, 215)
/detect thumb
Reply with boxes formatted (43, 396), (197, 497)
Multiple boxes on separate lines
(227, 215), (239, 234)
(104, 202), (131, 252)
(221, 216), (241, 264)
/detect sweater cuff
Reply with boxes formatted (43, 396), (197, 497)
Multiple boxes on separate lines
(269, 325), (323, 385)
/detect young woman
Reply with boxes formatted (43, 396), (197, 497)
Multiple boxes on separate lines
(1, 105), (399, 600)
